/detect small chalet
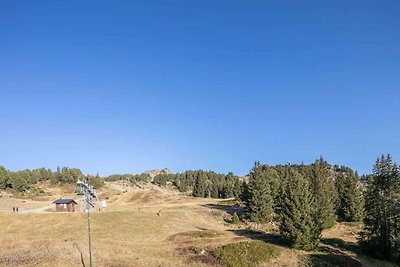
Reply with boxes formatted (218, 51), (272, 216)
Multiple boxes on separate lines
(53, 198), (77, 212)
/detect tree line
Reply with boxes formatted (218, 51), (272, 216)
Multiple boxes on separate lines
(153, 170), (242, 199)
(0, 166), (104, 193)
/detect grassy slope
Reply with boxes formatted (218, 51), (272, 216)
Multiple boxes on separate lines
(0, 182), (396, 267)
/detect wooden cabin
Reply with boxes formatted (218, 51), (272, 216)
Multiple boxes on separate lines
(53, 198), (77, 212)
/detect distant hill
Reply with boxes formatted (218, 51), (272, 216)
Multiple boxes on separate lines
(144, 168), (172, 180)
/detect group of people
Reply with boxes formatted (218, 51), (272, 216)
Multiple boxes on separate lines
(12, 207), (19, 213)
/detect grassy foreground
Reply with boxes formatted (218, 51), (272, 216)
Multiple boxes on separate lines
(0, 184), (397, 267)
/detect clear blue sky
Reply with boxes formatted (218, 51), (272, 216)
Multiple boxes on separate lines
(1, 1), (399, 176)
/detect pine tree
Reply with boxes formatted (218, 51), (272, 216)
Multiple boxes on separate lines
(222, 172), (235, 198)
(232, 177), (241, 200)
(176, 173), (189, 192)
(359, 154), (400, 263)
(192, 171), (207, 197)
(240, 180), (250, 204)
(311, 157), (337, 229)
(246, 162), (274, 223)
(210, 181), (219, 198)
(335, 172), (347, 218)
(279, 168), (320, 250)
(261, 165), (281, 209)
(336, 170), (364, 222)
(299, 163), (312, 182)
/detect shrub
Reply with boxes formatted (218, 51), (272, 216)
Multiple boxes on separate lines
(232, 212), (240, 224)
(212, 241), (280, 267)
(188, 246), (204, 255)
(195, 230), (219, 238)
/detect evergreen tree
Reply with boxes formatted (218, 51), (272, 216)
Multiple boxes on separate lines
(299, 163), (312, 182)
(222, 172), (235, 198)
(359, 154), (400, 263)
(274, 165), (288, 179)
(232, 177), (241, 200)
(176, 173), (189, 192)
(336, 170), (364, 222)
(311, 157), (337, 229)
(210, 180), (219, 198)
(259, 165), (282, 209)
(269, 168), (281, 207)
(192, 171), (207, 197)
(279, 168), (320, 250)
(246, 162), (274, 223)
(240, 180), (250, 204)
(336, 172), (347, 217)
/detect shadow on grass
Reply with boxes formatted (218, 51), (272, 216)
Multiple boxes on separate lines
(304, 254), (362, 267)
(229, 230), (364, 267)
(229, 230), (362, 252)
(320, 238), (360, 254)
(227, 229), (286, 246)
(202, 203), (245, 216)
(202, 203), (369, 267)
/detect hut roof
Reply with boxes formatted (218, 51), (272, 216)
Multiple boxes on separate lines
(53, 198), (77, 204)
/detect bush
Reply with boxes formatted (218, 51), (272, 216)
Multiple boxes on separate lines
(212, 241), (280, 267)
(232, 212), (240, 224)
(188, 246), (204, 255)
(195, 230), (219, 238)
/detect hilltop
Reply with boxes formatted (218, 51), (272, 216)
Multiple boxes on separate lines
(144, 168), (172, 180)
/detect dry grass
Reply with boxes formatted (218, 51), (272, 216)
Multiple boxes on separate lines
(0, 184), (232, 267)
(0, 182), (396, 267)
(322, 222), (360, 243)
(0, 197), (50, 213)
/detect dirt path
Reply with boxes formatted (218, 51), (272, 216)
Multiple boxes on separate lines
(20, 204), (54, 213)
(0, 197), (51, 213)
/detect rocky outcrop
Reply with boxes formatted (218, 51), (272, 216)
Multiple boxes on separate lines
(144, 168), (172, 180)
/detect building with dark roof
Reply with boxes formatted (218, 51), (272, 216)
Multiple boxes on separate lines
(53, 198), (77, 212)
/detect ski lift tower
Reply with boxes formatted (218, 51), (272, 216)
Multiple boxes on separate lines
(77, 180), (98, 212)
(77, 180), (98, 267)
